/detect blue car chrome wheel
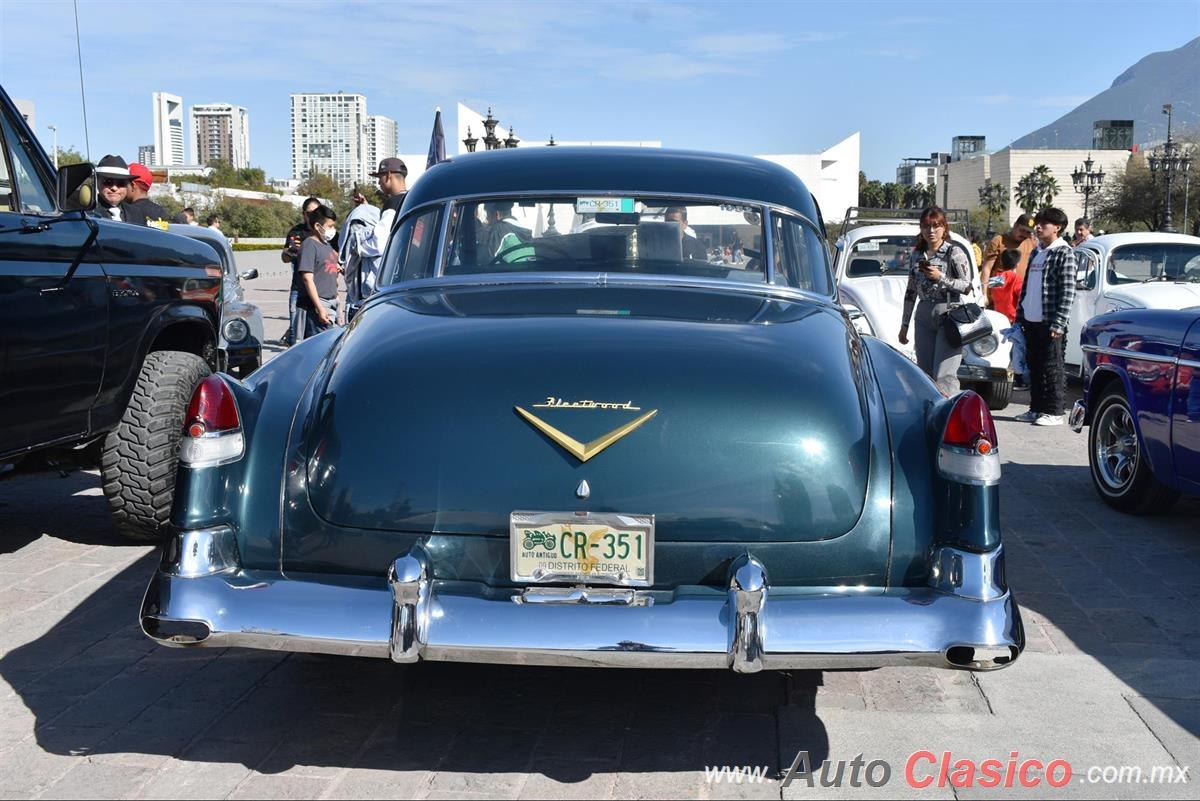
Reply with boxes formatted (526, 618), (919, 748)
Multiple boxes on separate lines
(1088, 387), (1179, 514)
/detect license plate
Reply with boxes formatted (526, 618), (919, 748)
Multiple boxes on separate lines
(510, 511), (654, 587)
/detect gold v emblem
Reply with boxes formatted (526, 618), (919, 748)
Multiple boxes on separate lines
(515, 407), (658, 463)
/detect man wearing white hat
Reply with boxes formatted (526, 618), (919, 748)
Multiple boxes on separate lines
(94, 154), (131, 221)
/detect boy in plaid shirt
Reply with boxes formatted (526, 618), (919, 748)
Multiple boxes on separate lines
(1015, 208), (1076, 426)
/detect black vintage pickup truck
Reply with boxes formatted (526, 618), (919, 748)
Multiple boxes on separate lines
(0, 85), (221, 541)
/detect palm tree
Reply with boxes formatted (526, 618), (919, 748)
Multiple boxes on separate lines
(1014, 165), (1060, 213)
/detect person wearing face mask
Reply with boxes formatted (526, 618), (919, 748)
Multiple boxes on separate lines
(94, 154), (131, 221)
(292, 204), (341, 342)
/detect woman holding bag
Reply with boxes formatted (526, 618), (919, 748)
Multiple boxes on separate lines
(898, 206), (972, 395)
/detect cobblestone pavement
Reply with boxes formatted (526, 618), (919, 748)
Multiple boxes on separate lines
(0, 255), (1196, 799)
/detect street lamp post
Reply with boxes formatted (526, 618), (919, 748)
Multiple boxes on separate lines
(481, 108), (502, 151)
(47, 124), (58, 169)
(1070, 153), (1104, 220)
(462, 126), (478, 153)
(503, 126), (520, 149)
(1147, 103), (1193, 233)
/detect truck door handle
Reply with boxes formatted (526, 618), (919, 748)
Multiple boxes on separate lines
(20, 220), (50, 234)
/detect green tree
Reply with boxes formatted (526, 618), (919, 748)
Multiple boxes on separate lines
(1014, 165), (1060, 213)
(1093, 141), (1198, 234)
(976, 181), (1007, 236)
(213, 197), (303, 238)
(297, 170), (352, 219)
(54, 146), (85, 166)
(881, 182), (903, 209)
(857, 171), (886, 208)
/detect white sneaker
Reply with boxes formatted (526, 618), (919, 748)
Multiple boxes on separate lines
(1034, 414), (1064, 426)
(1015, 410), (1039, 422)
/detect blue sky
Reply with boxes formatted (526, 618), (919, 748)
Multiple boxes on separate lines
(2, 0), (1197, 182)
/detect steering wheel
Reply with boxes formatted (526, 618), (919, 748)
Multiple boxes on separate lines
(487, 239), (572, 266)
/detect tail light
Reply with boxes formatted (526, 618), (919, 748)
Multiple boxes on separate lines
(179, 375), (244, 468)
(937, 391), (1000, 485)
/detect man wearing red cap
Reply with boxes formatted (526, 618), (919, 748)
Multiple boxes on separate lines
(125, 163), (169, 228)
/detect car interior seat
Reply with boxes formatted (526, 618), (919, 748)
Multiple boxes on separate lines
(636, 221), (683, 262)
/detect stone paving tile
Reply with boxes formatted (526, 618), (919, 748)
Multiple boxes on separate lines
(323, 768), (432, 799)
(228, 773), (332, 799)
(136, 757), (255, 800)
(36, 759), (156, 800)
(517, 761), (619, 799)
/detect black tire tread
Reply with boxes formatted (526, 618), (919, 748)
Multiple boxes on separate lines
(979, 379), (1014, 411)
(101, 351), (211, 541)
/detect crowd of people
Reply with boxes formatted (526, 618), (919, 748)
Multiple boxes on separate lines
(92, 153), (222, 232)
(279, 156), (408, 345)
(899, 205), (1081, 426)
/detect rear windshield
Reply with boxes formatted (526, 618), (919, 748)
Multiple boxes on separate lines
(382, 195), (832, 294)
(843, 235), (916, 277)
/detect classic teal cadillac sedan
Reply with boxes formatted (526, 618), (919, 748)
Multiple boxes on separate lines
(141, 148), (1023, 673)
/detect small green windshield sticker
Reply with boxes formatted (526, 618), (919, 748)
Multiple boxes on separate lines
(576, 197), (635, 214)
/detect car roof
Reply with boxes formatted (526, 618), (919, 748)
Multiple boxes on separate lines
(1080, 232), (1200, 252)
(167, 224), (233, 267)
(842, 224), (970, 247)
(404, 147), (821, 222)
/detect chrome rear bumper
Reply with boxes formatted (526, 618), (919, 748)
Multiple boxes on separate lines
(1069, 399), (1087, 432)
(141, 530), (1023, 673)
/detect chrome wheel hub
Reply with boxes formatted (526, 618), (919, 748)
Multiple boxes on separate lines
(1095, 403), (1138, 491)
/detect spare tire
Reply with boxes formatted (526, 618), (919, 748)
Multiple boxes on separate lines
(101, 351), (211, 541)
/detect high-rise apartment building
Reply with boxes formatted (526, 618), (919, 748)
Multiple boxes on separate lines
(152, 92), (186, 165)
(191, 103), (250, 169)
(290, 92), (368, 186)
(364, 114), (398, 173)
(137, 145), (156, 166)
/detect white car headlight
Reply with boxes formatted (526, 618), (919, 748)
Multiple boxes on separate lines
(970, 334), (999, 357)
(222, 318), (250, 343)
(1102, 300), (1136, 314)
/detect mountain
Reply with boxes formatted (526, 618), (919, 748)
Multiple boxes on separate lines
(1012, 36), (1200, 149)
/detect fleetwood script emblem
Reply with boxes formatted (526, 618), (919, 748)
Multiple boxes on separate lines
(515, 398), (657, 463)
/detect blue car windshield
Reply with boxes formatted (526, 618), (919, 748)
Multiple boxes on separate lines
(381, 196), (832, 294)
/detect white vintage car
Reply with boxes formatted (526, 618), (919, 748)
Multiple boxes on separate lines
(1068, 232), (1200, 372)
(834, 216), (1014, 410)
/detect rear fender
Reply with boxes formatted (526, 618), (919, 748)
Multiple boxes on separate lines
(863, 339), (1001, 586)
(171, 327), (344, 569)
(1084, 364), (1176, 487)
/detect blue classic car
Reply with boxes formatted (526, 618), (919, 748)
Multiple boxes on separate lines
(1070, 306), (1200, 512)
(141, 148), (1023, 672)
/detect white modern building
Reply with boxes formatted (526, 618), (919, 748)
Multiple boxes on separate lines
(896, 153), (948, 186)
(364, 115), (398, 174)
(938, 147), (1132, 225)
(14, 98), (35, 128)
(152, 92), (186, 166)
(290, 92), (368, 186)
(191, 103), (250, 169)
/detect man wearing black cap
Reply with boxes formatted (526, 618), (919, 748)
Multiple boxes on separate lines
(94, 154), (131, 221)
(359, 157), (407, 260)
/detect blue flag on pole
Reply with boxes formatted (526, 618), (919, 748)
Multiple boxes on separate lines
(427, 108), (446, 169)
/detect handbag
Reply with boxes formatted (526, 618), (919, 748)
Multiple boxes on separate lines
(942, 302), (993, 347)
